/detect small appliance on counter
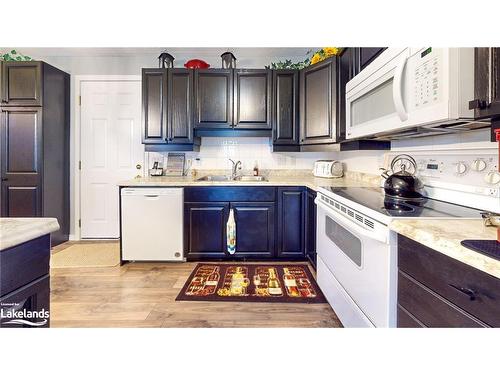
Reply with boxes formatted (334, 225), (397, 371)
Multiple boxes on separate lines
(313, 160), (343, 178)
(164, 153), (186, 176)
(149, 161), (164, 176)
(380, 154), (424, 199)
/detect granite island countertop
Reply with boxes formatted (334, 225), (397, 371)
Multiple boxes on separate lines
(390, 219), (499, 279)
(0, 218), (60, 251)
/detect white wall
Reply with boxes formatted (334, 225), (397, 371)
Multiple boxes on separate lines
(337, 128), (497, 174)
(148, 129), (497, 175)
(147, 137), (334, 172)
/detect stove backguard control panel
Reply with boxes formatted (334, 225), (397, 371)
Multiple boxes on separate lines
(387, 153), (500, 199)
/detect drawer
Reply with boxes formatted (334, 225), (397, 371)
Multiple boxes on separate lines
(397, 304), (425, 328)
(0, 234), (50, 297)
(398, 234), (500, 327)
(0, 275), (50, 328)
(398, 271), (487, 327)
(184, 187), (276, 202)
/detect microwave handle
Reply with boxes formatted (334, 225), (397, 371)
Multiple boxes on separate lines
(393, 54), (408, 122)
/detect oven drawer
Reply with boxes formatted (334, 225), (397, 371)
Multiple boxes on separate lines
(398, 235), (500, 327)
(398, 271), (487, 327)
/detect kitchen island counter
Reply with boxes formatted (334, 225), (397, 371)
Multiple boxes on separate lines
(390, 219), (499, 279)
(0, 218), (60, 251)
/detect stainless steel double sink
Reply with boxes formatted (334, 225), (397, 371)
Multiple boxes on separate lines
(195, 175), (268, 182)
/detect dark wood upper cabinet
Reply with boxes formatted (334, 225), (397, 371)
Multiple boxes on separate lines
(272, 69), (299, 145)
(167, 68), (194, 143)
(470, 48), (500, 121)
(233, 69), (272, 129)
(142, 69), (167, 144)
(0, 107), (43, 217)
(357, 48), (386, 72)
(1, 61), (42, 106)
(194, 69), (233, 128)
(300, 57), (337, 145)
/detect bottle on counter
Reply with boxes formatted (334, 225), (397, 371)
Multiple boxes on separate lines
(253, 161), (259, 176)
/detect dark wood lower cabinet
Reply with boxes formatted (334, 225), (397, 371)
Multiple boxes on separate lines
(184, 202), (229, 259)
(183, 187), (308, 261)
(277, 187), (305, 258)
(305, 188), (317, 268)
(397, 234), (500, 327)
(0, 234), (51, 328)
(232, 202), (275, 257)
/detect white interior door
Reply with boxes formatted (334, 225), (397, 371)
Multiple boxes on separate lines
(80, 80), (143, 238)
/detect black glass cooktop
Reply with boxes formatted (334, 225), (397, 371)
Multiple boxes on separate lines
(320, 186), (483, 218)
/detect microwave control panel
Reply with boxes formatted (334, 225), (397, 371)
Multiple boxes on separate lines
(410, 48), (442, 109)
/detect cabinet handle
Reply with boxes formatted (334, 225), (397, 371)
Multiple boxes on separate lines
(468, 99), (489, 110)
(449, 284), (477, 301)
(1, 178), (7, 181)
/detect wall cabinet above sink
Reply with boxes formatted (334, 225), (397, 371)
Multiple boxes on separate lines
(193, 69), (273, 137)
(142, 68), (200, 151)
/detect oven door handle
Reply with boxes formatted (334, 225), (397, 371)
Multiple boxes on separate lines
(315, 198), (389, 244)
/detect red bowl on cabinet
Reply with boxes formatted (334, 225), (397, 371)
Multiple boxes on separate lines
(184, 59), (210, 69)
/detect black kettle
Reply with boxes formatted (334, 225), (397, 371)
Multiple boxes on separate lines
(381, 154), (424, 199)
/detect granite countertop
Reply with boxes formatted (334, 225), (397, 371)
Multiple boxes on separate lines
(0, 218), (60, 251)
(390, 219), (499, 279)
(118, 170), (380, 190)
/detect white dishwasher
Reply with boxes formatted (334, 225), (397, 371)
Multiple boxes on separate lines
(121, 187), (184, 261)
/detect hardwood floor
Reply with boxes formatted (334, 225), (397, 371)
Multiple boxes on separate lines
(50, 246), (342, 328)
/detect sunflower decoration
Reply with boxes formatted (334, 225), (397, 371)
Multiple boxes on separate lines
(265, 47), (342, 69)
(310, 47), (341, 65)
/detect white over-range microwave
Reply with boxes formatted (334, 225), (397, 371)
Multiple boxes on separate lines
(345, 48), (475, 140)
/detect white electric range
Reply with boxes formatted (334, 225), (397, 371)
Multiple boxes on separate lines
(315, 152), (500, 328)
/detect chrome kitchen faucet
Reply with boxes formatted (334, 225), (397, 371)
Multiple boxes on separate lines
(229, 159), (242, 180)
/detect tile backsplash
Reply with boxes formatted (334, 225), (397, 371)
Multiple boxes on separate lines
(146, 137), (335, 172)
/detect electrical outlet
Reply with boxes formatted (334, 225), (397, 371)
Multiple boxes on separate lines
(488, 188), (499, 197)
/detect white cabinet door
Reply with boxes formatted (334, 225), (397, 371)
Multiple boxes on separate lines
(80, 81), (143, 238)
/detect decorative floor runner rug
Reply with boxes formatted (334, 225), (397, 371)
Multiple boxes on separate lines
(176, 263), (327, 303)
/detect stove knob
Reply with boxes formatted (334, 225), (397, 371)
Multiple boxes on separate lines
(455, 162), (468, 175)
(471, 159), (487, 172)
(484, 171), (500, 185)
